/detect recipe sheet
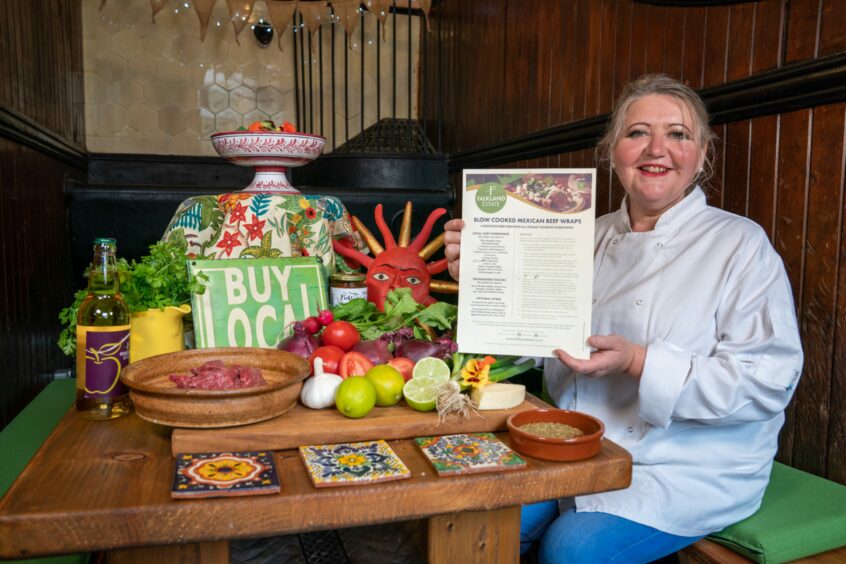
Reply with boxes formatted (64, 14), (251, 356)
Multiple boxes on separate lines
(456, 169), (596, 359)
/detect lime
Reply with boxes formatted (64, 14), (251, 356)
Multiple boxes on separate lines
(365, 365), (406, 407)
(411, 357), (451, 383)
(335, 376), (376, 418)
(402, 377), (439, 412)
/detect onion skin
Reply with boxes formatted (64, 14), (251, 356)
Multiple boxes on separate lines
(351, 340), (393, 365)
(394, 339), (453, 362)
(277, 322), (320, 359)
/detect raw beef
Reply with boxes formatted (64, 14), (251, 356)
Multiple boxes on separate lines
(169, 361), (267, 390)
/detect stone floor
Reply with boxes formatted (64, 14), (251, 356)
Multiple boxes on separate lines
(230, 521), (427, 564)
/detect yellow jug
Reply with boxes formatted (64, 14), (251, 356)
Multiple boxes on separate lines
(129, 304), (191, 363)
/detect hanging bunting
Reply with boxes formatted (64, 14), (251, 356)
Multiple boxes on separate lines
(331, 0), (361, 40)
(149, 0), (169, 22)
(297, 0), (332, 41)
(225, 0), (257, 44)
(193, 0), (217, 41)
(266, 0), (299, 52)
(366, 0), (392, 25)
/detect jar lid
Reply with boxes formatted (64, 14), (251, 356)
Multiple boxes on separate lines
(330, 272), (366, 282)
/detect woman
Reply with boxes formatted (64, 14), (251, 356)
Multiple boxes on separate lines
(444, 74), (803, 563)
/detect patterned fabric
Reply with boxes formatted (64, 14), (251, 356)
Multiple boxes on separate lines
(161, 193), (366, 273)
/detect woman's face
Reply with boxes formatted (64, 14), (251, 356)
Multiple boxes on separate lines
(612, 94), (705, 219)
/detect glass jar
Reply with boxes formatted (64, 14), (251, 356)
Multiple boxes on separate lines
(329, 272), (367, 307)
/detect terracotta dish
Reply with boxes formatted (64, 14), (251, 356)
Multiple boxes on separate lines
(120, 348), (309, 429)
(506, 408), (604, 462)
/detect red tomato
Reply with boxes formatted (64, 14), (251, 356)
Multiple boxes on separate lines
(387, 357), (415, 382)
(339, 351), (374, 378)
(321, 320), (361, 351)
(309, 345), (345, 374)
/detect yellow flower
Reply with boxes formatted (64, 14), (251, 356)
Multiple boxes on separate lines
(290, 213), (303, 225)
(338, 453), (366, 467)
(299, 197), (311, 210)
(460, 356), (496, 389)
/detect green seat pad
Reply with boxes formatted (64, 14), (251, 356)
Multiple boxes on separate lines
(708, 462), (846, 563)
(0, 378), (89, 564)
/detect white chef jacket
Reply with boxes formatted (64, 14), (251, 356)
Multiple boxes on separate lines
(544, 187), (803, 537)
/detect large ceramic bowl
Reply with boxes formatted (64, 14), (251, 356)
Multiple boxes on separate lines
(211, 131), (325, 193)
(120, 347), (309, 428)
(506, 408), (604, 462)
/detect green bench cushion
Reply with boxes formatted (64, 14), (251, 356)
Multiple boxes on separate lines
(0, 378), (89, 564)
(708, 462), (846, 563)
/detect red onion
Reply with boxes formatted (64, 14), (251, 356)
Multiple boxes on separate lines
(394, 339), (454, 363)
(277, 322), (320, 359)
(351, 340), (393, 365)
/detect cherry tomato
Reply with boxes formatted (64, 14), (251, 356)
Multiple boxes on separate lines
(387, 357), (415, 382)
(321, 320), (360, 351)
(339, 351), (374, 378)
(309, 345), (345, 374)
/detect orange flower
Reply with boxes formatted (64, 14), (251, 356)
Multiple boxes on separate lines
(460, 356), (496, 389)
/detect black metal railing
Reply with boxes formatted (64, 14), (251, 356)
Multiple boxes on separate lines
(289, 2), (434, 154)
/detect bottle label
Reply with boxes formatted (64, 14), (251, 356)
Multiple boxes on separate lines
(330, 286), (368, 307)
(76, 326), (130, 399)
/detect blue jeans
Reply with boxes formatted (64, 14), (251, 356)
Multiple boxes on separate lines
(521, 500), (704, 563)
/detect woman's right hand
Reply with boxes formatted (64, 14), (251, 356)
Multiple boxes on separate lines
(443, 218), (465, 281)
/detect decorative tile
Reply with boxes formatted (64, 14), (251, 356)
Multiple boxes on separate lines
(415, 433), (527, 477)
(299, 440), (411, 488)
(172, 451), (280, 499)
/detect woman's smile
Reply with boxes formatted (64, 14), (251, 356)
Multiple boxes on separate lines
(612, 94), (705, 230)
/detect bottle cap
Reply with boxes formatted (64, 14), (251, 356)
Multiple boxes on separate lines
(330, 272), (366, 282)
(94, 237), (117, 246)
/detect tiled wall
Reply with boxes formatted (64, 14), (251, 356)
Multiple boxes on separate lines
(83, 0), (420, 156)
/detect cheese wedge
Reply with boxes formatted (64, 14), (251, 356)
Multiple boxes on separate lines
(471, 382), (526, 410)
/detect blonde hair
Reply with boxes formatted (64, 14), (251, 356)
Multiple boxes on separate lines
(596, 74), (716, 189)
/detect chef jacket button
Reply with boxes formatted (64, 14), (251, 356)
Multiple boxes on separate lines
(636, 299), (644, 306)
(591, 298), (596, 304)
(627, 426), (634, 433)
(656, 242), (663, 248)
(611, 239), (618, 245)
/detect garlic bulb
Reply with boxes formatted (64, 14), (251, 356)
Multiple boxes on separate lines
(299, 357), (343, 409)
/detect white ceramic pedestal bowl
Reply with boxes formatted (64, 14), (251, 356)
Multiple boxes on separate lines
(211, 131), (326, 194)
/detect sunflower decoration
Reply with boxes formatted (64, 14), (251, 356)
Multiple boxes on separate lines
(331, 202), (459, 311)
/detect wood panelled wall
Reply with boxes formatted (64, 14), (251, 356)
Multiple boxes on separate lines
(422, 0), (846, 483)
(0, 0), (85, 427)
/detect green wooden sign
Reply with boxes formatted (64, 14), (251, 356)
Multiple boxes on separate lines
(188, 257), (328, 348)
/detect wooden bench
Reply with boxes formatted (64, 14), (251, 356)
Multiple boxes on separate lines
(679, 463), (846, 564)
(680, 538), (846, 563)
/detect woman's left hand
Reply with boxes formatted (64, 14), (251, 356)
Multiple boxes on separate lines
(554, 335), (646, 379)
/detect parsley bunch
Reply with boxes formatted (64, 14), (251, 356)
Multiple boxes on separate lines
(57, 240), (207, 357)
(116, 240), (207, 313)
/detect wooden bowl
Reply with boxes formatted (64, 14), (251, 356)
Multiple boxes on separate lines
(120, 348), (309, 428)
(506, 409), (604, 462)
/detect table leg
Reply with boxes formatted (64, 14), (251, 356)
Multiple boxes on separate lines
(104, 540), (229, 564)
(427, 506), (521, 563)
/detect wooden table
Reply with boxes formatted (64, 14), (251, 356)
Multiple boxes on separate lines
(0, 407), (631, 563)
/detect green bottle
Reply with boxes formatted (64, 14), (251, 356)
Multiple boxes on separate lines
(75, 238), (132, 420)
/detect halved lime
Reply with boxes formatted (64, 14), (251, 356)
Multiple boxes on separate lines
(411, 357), (451, 383)
(402, 377), (439, 412)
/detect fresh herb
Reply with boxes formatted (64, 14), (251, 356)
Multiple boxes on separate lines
(57, 240), (208, 357)
(57, 289), (88, 357)
(116, 239), (208, 313)
(331, 288), (457, 341)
